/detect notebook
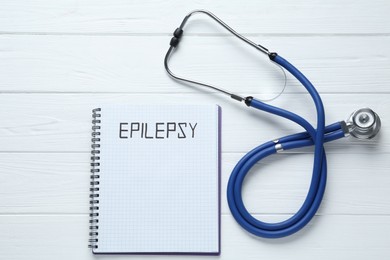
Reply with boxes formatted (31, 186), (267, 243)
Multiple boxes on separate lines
(89, 104), (221, 254)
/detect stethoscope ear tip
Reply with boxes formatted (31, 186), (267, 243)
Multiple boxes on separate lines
(343, 108), (381, 139)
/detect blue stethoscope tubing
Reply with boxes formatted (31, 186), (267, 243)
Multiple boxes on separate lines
(163, 10), (368, 239)
(227, 54), (345, 238)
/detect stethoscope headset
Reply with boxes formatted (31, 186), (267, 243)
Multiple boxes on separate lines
(164, 10), (381, 238)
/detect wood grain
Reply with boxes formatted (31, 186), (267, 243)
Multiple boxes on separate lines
(1, 0), (389, 34)
(0, 215), (389, 260)
(0, 35), (389, 94)
(0, 93), (387, 152)
(0, 152), (388, 215)
(1, 0), (389, 258)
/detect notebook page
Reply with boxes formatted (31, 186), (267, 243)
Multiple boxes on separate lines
(94, 105), (220, 254)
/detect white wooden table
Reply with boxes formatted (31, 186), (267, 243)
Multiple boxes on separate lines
(1, 1), (389, 259)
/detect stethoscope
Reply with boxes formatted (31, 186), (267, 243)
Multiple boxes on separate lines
(164, 10), (381, 239)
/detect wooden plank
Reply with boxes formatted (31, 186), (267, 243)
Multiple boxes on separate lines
(0, 93), (387, 153)
(0, 0), (389, 34)
(0, 215), (388, 260)
(0, 152), (388, 215)
(0, 35), (389, 94)
(0, 153), (89, 214)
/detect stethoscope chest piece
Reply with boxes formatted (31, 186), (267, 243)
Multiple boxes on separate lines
(346, 108), (381, 139)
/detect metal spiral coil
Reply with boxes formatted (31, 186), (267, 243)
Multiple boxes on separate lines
(89, 108), (101, 249)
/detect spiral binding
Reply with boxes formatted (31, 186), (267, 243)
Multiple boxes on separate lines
(89, 108), (101, 249)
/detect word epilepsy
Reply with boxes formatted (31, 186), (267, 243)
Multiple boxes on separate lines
(119, 122), (198, 139)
